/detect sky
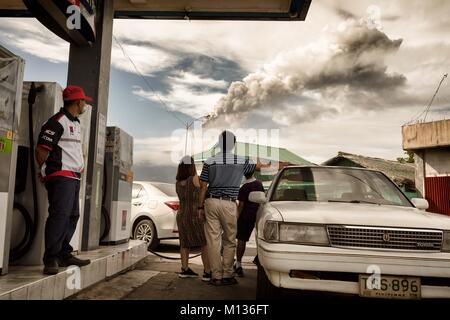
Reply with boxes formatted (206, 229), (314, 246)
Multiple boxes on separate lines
(1, 0), (449, 182)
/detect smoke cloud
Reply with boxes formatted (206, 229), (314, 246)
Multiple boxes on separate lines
(206, 18), (406, 127)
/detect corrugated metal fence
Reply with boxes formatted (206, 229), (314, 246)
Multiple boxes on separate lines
(425, 176), (450, 216)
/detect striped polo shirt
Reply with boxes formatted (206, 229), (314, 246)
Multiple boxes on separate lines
(199, 152), (256, 199)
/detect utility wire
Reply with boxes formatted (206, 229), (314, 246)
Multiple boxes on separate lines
(113, 35), (186, 126)
(423, 73), (447, 122)
(407, 73), (448, 125)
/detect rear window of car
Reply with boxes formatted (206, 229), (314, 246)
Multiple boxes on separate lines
(152, 183), (177, 197)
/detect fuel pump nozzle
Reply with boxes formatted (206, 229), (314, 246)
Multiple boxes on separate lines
(28, 82), (37, 105)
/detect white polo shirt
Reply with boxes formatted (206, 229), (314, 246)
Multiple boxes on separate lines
(37, 108), (84, 180)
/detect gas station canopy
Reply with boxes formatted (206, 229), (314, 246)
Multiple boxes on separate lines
(1, 0), (311, 20)
(0, 0), (312, 253)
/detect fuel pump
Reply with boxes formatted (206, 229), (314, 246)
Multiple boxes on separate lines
(0, 46), (25, 275)
(100, 127), (133, 245)
(9, 82), (41, 263)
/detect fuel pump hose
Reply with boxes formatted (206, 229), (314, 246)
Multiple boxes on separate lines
(9, 82), (40, 261)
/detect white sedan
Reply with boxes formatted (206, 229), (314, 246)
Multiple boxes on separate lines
(131, 181), (179, 249)
(250, 166), (450, 300)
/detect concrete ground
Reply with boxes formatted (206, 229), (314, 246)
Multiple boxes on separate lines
(68, 236), (450, 310)
(71, 234), (258, 300)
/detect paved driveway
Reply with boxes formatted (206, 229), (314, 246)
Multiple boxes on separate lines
(72, 232), (258, 300)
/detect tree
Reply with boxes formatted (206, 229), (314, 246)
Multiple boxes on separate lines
(397, 151), (414, 164)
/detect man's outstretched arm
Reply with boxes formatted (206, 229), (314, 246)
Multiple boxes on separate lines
(255, 160), (291, 171)
(255, 160), (271, 171)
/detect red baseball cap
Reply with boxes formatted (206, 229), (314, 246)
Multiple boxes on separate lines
(63, 85), (93, 102)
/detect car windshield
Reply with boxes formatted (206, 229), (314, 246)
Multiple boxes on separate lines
(152, 182), (177, 197)
(271, 167), (412, 207)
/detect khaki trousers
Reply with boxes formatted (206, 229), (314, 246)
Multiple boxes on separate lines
(204, 198), (237, 280)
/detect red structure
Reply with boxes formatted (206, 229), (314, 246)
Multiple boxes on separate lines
(425, 176), (450, 216)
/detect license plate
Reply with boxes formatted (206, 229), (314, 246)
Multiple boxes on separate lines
(359, 275), (421, 300)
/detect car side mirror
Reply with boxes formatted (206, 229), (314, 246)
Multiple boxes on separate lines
(249, 191), (267, 204)
(411, 198), (429, 210)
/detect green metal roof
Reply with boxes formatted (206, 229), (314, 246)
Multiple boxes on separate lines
(193, 142), (313, 165)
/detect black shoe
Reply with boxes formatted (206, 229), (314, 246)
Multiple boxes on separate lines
(59, 255), (91, 267)
(222, 277), (238, 285)
(43, 261), (59, 275)
(208, 278), (223, 286)
(178, 267), (198, 278)
(202, 271), (212, 282)
(234, 266), (244, 277)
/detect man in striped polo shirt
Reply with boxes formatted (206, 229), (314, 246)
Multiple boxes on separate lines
(199, 131), (269, 285)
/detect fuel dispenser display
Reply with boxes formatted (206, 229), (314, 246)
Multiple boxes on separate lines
(10, 82), (91, 266)
(0, 46), (25, 275)
(100, 127), (133, 245)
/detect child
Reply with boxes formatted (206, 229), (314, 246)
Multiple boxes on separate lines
(234, 170), (264, 277)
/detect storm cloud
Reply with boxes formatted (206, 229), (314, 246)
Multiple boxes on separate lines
(206, 18), (406, 126)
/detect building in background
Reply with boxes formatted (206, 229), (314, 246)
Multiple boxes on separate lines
(402, 119), (450, 216)
(322, 151), (418, 199)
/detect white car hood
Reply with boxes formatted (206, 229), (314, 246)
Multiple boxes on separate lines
(269, 201), (450, 230)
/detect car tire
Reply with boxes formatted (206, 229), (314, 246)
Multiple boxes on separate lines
(133, 219), (160, 250)
(256, 263), (282, 300)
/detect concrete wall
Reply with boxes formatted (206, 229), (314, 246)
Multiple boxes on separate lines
(414, 151), (425, 196)
(413, 148), (450, 199)
(402, 120), (450, 150)
(424, 148), (450, 177)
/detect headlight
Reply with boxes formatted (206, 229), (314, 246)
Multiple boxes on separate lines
(443, 231), (450, 252)
(280, 224), (329, 245)
(263, 221), (329, 246)
(263, 221), (279, 242)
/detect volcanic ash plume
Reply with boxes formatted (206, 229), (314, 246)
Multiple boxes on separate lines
(205, 19), (405, 126)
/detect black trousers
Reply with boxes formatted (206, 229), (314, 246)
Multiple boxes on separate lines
(43, 176), (80, 264)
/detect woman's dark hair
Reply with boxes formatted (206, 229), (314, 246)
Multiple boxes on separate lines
(176, 156), (197, 181)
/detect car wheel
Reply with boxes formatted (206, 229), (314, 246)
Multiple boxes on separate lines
(133, 219), (160, 250)
(256, 263), (282, 300)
